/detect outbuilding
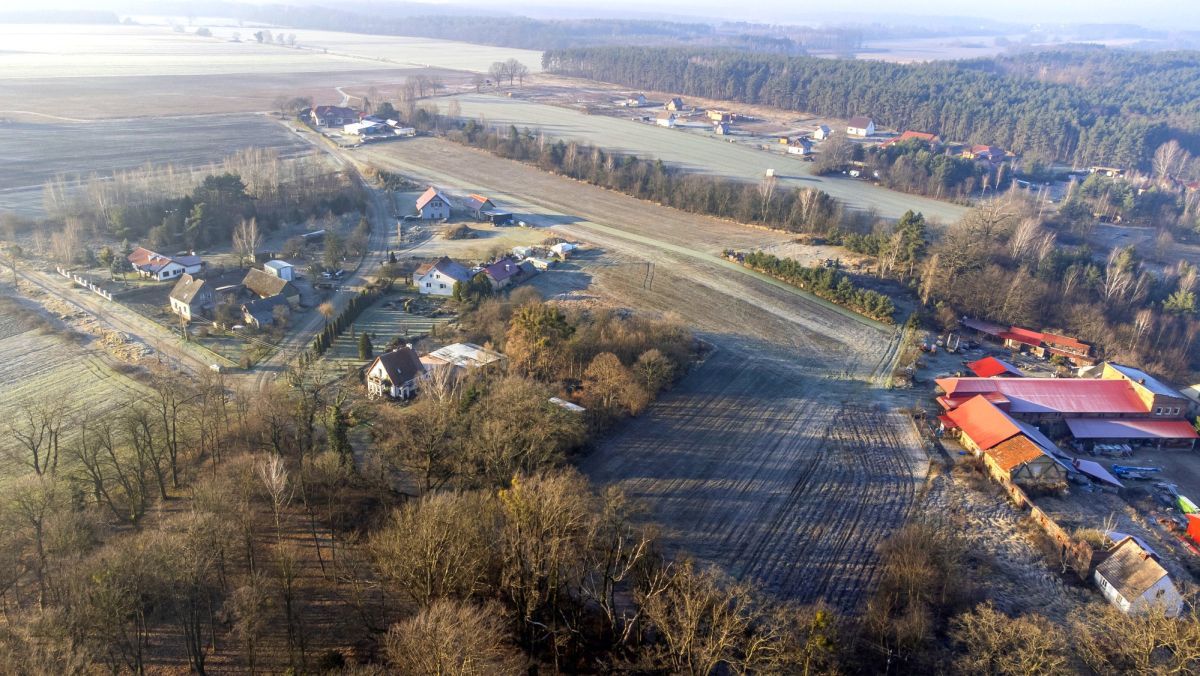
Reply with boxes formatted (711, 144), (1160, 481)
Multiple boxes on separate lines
(846, 116), (875, 137)
(263, 259), (295, 281)
(1094, 537), (1182, 618)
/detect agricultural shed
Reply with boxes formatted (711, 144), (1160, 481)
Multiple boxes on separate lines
(1070, 459), (1124, 489)
(983, 435), (1067, 490)
(943, 394), (1059, 454)
(242, 268), (300, 306)
(967, 356), (1023, 378)
(960, 316), (1005, 338)
(936, 377), (1148, 419)
(1094, 537), (1182, 618)
(1065, 419), (1198, 448)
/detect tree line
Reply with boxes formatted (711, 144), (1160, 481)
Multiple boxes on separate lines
(542, 46), (1200, 170)
(734, 250), (897, 322)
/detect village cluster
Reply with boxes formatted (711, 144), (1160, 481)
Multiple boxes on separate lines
(935, 317), (1200, 617)
(309, 104), (417, 141)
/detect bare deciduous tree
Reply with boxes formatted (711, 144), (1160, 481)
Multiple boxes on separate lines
(233, 217), (262, 267)
(384, 598), (525, 675)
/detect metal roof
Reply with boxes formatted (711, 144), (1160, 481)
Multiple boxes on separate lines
(960, 316), (1005, 336)
(264, 260), (293, 271)
(425, 343), (504, 369)
(1065, 418), (1199, 440)
(937, 378), (1148, 415)
(946, 395), (1024, 450)
(967, 356), (1023, 378)
(1072, 459), (1124, 488)
(1105, 363), (1183, 399)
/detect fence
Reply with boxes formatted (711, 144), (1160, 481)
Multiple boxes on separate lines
(994, 473), (1097, 579)
(56, 267), (113, 301)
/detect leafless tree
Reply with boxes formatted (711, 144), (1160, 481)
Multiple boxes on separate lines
(951, 602), (1069, 675)
(1153, 140), (1190, 181)
(233, 217), (263, 267)
(384, 598), (525, 675)
(6, 398), (67, 477)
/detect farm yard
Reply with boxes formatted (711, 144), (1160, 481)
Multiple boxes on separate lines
(441, 93), (970, 223)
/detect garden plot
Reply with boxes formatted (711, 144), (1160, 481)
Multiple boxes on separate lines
(311, 295), (452, 384)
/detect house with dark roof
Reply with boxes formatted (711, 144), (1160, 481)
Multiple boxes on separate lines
(242, 268), (300, 307)
(414, 257), (471, 296)
(846, 116), (875, 137)
(415, 187), (452, 220)
(1094, 537), (1182, 617)
(127, 247), (203, 281)
(366, 347), (426, 399)
(666, 97), (685, 111)
(813, 124), (832, 140)
(310, 105), (358, 127)
(168, 274), (214, 321)
(483, 258), (522, 290)
(241, 295), (291, 328)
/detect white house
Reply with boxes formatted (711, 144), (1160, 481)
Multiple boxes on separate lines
(415, 186), (452, 220)
(1094, 537), (1183, 618)
(310, 105), (358, 127)
(127, 247), (203, 281)
(414, 257), (472, 296)
(847, 116), (876, 137)
(168, 274), (214, 321)
(813, 124), (832, 140)
(263, 260), (295, 281)
(366, 347), (425, 399)
(656, 112), (676, 128)
(550, 242), (578, 259)
(620, 93), (647, 107)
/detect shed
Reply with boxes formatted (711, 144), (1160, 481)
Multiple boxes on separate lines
(967, 356), (1023, 378)
(1093, 537), (1182, 617)
(263, 259), (295, 281)
(846, 116), (875, 137)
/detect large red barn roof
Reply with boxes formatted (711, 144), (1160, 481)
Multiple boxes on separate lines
(936, 377), (1148, 415)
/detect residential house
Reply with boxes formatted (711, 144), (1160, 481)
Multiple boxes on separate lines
(813, 125), (832, 140)
(343, 121), (388, 137)
(128, 247), (203, 281)
(464, 194), (496, 220)
(656, 111), (676, 128)
(666, 97), (685, 111)
(263, 260), (295, 281)
(168, 274), (214, 321)
(241, 295), (290, 328)
(787, 138), (813, 156)
(621, 93), (647, 107)
(310, 105), (358, 127)
(846, 116), (875, 137)
(415, 187), (452, 220)
(366, 347), (425, 399)
(483, 258), (522, 290)
(242, 267), (301, 307)
(414, 257), (471, 296)
(962, 144), (1008, 162)
(1093, 537), (1183, 617)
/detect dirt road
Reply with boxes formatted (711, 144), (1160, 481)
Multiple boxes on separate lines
(360, 138), (929, 607)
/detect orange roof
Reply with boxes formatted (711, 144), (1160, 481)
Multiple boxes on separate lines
(882, 130), (941, 147)
(945, 395), (1023, 450)
(987, 435), (1049, 472)
(1041, 332), (1089, 350)
(415, 186), (446, 210)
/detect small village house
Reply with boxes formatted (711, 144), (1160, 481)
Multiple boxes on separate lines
(414, 257), (471, 296)
(846, 116), (875, 137)
(620, 93), (647, 107)
(786, 138), (813, 156)
(962, 144), (1009, 162)
(813, 124), (832, 140)
(462, 194), (513, 224)
(242, 268), (301, 307)
(665, 97), (685, 111)
(168, 274), (214, 321)
(366, 347), (425, 399)
(415, 187), (452, 220)
(483, 258), (522, 291)
(127, 247), (203, 281)
(241, 295), (290, 328)
(1093, 537), (1183, 618)
(656, 112), (676, 128)
(309, 105), (358, 127)
(263, 260), (295, 281)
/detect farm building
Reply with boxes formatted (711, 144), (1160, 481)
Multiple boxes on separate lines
(463, 194), (514, 225)
(242, 268), (300, 306)
(1064, 419), (1198, 450)
(415, 187), (452, 220)
(960, 316), (1006, 340)
(310, 105), (358, 127)
(366, 347), (425, 400)
(942, 394), (1060, 454)
(551, 242), (578, 259)
(982, 435), (1067, 491)
(1100, 363), (1193, 416)
(962, 145), (1009, 162)
(707, 109), (733, 123)
(1090, 166), (1125, 178)
(421, 342), (505, 378)
(263, 260), (295, 281)
(128, 247), (203, 281)
(846, 116), (875, 137)
(656, 112), (676, 128)
(714, 121), (731, 135)
(787, 138), (813, 155)
(241, 295), (290, 328)
(881, 130), (941, 148)
(414, 257), (471, 296)
(941, 395), (1066, 491)
(938, 377), (1156, 421)
(813, 124), (832, 140)
(1093, 537), (1182, 618)
(966, 356), (1023, 378)
(168, 274), (214, 321)
(666, 97), (685, 111)
(343, 120), (388, 137)
(620, 93), (647, 107)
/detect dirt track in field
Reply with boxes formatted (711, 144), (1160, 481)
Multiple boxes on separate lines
(358, 137), (929, 608)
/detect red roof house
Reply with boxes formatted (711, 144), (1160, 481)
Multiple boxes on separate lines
(967, 356), (1023, 378)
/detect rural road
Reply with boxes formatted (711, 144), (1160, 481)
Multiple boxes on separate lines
(359, 137), (929, 608)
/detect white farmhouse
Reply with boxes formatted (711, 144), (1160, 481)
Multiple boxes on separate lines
(127, 247), (203, 281)
(1093, 537), (1183, 618)
(656, 112), (676, 128)
(366, 347), (426, 399)
(813, 124), (832, 140)
(415, 186), (452, 220)
(846, 116), (876, 137)
(414, 257), (472, 296)
(168, 274), (214, 321)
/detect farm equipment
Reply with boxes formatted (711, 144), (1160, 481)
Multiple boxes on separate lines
(1179, 495), (1199, 514)
(1112, 465), (1163, 475)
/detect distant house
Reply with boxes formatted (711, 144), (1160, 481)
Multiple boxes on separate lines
(665, 97), (685, 111)
(787, 138), (813, 156)
(242, 268), (300, 307)
(846, 116), (875, 137)
(620, 93), (647, 107)
(310, 105), (358, 127)
(963, 144), (1008, 162)
(168, 274), (214, 321)
(366, 347), (425, 399)
(550, 242), (578, 259)
(1094, 537), (1183, 618)
(707, 109), (733, 123)
(1090, 166), (1125, 178)
(881, 130), (942, 148)
(813, 125), (832, 140)
(464, 194), (513, 225)
(415, 187), (452, 220)
(128, 247), (203, 281)
(343, 121), (387, 136)
(713, 121), (731, 135)
(483, 258), (522, 291)
(414, 257), (471, 296)
(241, 295), (291, 328)
(263, 260), (295, 281)
(656, 112), (676, 128)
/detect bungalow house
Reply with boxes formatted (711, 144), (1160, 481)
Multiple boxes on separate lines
(656, 112), (676, 128)
(310, 105), (358, 127)
(846, 116), (875, 137)
(483, 258), (522, 291)
(414, 257), (471, 296)
(813, 125), (832, 140)
(128, 247), (203, 281)
(665, 97), (685, 111)
(415, 187), (452, 220)
(241, 295), (290, 328)
(366, 347), (425, 399)
(1094, 537), (1183, 618)
(242, 268), (300, 307)
(168, 274), (214, 321)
